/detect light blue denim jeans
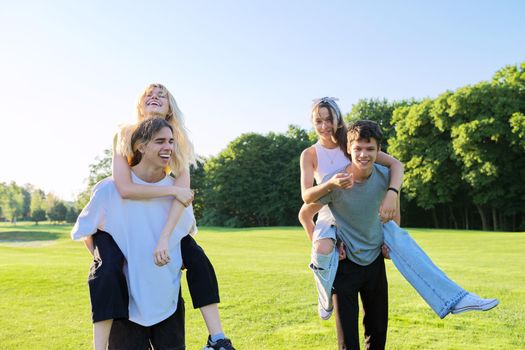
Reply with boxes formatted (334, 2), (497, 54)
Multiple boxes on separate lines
(310, 216), (339, 311)
(382, 221), (467, 318)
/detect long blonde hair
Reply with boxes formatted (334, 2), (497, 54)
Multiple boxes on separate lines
(116, 83), (196, 176)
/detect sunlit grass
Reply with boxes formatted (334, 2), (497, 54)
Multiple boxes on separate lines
(0, 223), (523, 349)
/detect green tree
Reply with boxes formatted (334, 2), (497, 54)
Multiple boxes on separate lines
(47, 201), (67, 223)
(201, 125), (311, 227)
(32, 209), (47, 225)
(45, 193), (60, 213)
(30, 188), (46, 216)
(65, 207), (79, 223)
(389, 62), (525, 231)
(0, 182), (25, 223)
(492, 61), (525, 90)
(448, 77), (525, 230)
(346, 98), (415, 151)
(189, 157), (206, 221)
(20, 186), (31, 219)
(75, 149), (112, 210)
(388, 98), (462, 228)
(509, 112), (525, 150)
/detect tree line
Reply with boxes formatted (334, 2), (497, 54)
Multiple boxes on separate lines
(348, 62), (525, 231)
(47, 61), (525, 231)
(0, 182), (79, 224)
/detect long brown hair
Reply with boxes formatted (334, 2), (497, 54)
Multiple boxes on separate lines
(311, 98), (350, 160)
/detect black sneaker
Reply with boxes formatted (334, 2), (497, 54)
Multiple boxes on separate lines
(203, 335), (236, 350)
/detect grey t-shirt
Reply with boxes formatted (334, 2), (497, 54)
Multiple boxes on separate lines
(319, 163), (390, 266)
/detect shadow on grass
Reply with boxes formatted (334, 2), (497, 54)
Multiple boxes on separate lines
(0, 231), (60, 242)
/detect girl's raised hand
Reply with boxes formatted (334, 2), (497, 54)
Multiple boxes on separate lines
(329, 172), (353, 190)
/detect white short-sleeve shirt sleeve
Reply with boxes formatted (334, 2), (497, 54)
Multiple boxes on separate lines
(71, 180), (110, 241)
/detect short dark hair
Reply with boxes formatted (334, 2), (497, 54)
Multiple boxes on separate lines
(346, 120), (383, 147)
(129, 118), (173, 166)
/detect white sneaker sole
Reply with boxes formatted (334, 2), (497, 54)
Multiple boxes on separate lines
(318, 299), (334, 320)
(451, 298), (499, 314)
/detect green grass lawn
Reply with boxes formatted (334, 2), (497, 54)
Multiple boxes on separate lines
(0, 222), (524, 349)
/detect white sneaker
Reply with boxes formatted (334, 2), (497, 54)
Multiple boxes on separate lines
(318, 297), (333, 320)
(451, 293), (499, 314)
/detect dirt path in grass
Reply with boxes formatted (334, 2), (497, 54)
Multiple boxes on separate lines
(0, 240), (56, 247)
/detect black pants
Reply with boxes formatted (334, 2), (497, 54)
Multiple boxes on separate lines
(108, 292), (185, 350)
(180, 235), (220, 308)
(89, 231), (129, 322)
(334, 255), (388, 350)
(88, 231), (220, 322)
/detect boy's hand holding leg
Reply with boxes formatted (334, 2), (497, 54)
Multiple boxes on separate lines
(338, 242), (346, 260)
(381, 244), (390, 259)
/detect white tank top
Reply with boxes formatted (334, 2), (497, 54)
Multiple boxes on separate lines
(313, 142), (350, 184)
(312, 142), (351, 229)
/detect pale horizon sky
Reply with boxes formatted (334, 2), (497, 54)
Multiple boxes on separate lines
(1, 1), (524, 201)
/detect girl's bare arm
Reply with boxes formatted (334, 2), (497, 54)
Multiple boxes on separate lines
(153, 169), (191, 266)
(112, 153), (193, 204)
(376, 151), (404, 222)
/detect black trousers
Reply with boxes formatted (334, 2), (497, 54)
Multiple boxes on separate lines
(180, 235), (220, 308)
(89, 231), (129, 322)
(88, 231), (220, 322)
(334, 255), (388, 350)
(108, 292), (185, 350)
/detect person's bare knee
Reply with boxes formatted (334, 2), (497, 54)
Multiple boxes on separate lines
(314, 238), (335, 255)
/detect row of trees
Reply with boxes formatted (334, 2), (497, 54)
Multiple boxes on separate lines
(347, 62), (525, 231)
(75, 128), (313, 228)
(0, 182), (78, 224)
(77, 62), (524, 231)
(195, 127), (312, 227)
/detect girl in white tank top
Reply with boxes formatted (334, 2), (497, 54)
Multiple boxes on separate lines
(312, 142), (350, 240)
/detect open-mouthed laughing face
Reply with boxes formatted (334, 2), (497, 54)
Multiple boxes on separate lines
(137, 126), (174, 170)
(141, 87), (170, 119)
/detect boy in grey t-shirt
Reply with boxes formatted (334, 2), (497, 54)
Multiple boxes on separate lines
(316, 120), (398, 350)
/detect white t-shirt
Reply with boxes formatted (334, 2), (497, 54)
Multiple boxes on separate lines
(71, 172), (196, 326)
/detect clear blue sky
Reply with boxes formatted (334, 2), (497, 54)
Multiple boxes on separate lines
(1, 0), (523, 200)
